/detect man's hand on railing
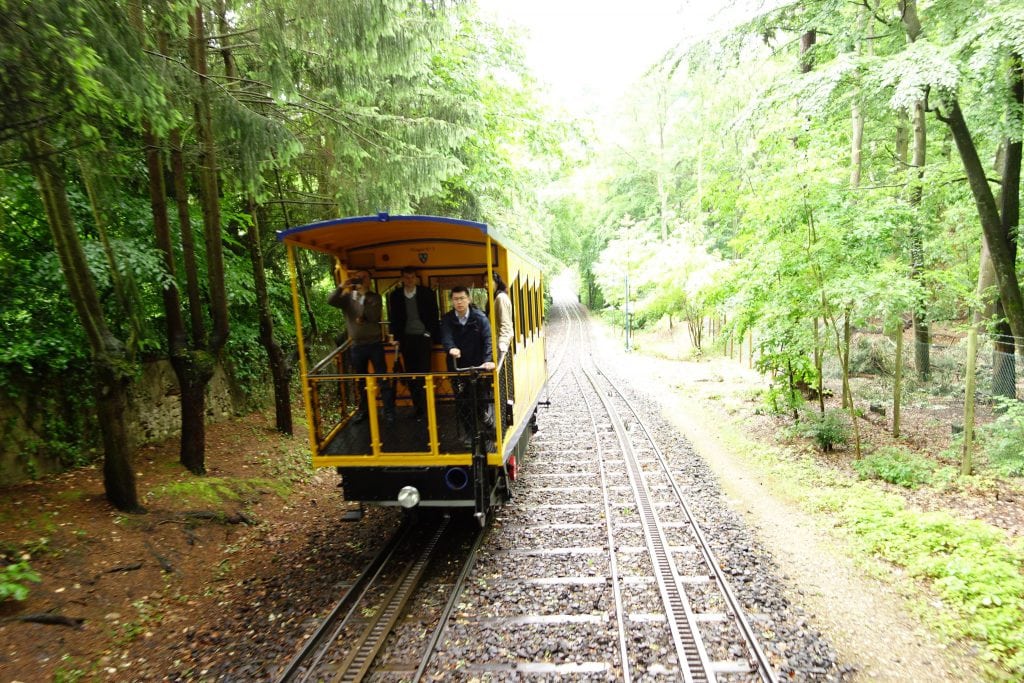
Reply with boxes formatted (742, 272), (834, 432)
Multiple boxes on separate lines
(454, 361), (495, 372)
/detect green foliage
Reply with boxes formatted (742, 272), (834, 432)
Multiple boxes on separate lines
(52, 659), (87, 683)
(826, 491), (1024, 678)
(110, 598), (163, 646)
(758, 384), (804, 416)
(794, 408), (850, 451)
(978, 399), (1024, 477)
(0, 561), (42, 602)
(0, 0), (568, 489)
(853, 446), (945, 488)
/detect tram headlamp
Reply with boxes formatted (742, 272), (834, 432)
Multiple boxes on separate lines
(397, 486), (420, 508)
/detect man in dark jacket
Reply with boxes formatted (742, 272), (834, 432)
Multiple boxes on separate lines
(387, 266), (440, 418)
(439, 286), (495, 447)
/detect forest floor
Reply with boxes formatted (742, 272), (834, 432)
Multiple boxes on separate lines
(1, 318), (1022, 681)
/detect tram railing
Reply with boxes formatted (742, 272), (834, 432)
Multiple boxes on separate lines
(305, 344), (516, 457)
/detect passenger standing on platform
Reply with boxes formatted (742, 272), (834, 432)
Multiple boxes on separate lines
(328, 270), (394, 424)
(440, 286), (495, 446)
(492, 272), (513, 359)
(492, 272), (515, 410)
(387, 266), (440, 419)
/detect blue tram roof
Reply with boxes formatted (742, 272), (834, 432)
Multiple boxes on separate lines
(276, 212), (540, 270)
(278, 213), (487, 238)
(278, 213), (491, 249)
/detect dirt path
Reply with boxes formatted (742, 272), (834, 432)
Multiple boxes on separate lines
(593, 324), (984, 682)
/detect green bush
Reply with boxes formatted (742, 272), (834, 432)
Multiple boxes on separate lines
(0, 561), (41, 601)
(978, 398), (1024, 477)
(853, 446), (940, 488)
(795, 408), (849, 451)
(758, 383), (804, 416)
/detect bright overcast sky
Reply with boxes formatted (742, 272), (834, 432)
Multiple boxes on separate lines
(476, 0), (760, 112)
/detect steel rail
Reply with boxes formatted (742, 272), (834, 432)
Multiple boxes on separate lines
(332, 514), (451, 682)
(572, 367), (633, 682)
(544, 299), (582, 393)
(593, 364), (780, 683)
(410, 523), (489, 682)
(276, 520), (413, 683)
(581, 364), (712, 683)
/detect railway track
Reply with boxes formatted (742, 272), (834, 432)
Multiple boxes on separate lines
(588, 361), (776, 680)
(276, 512), (484, 682)
(578, 364), (776, 681)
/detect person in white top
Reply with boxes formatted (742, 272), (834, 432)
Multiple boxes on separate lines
(492, 272), (513, 359)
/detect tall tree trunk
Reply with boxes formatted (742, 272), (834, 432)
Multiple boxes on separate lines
(828, 312), (862, 458)
(218, 8), (292, 433)
(786, 359), (799, 421)
(158, 5), (230, 475)
(963, 316), (979, 476)
(909, 99), (931, 380)
(900, 0), (931, 381)
(813, 316), (824, 413)
(138, 12), (216, 476)
(850, 103), (864, 188)
(250, 203), (293, 434)
(190, 6), (229, 355)
(892, 319), (903, 438)
(799, 30), (816, 73)
(170, 131), (207, 345)
(849, 5), (867, 190)
(938, 100), (1024, 342)
(893, 117), (908, 436)
(991, 55), (1023, 400)
(25, 130), (141, 512)
(842, 312), (851, 408)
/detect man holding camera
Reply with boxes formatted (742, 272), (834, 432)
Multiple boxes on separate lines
(328, 270), (394, 424)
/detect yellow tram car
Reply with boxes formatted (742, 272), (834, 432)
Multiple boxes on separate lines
(278, 213), (546, 523)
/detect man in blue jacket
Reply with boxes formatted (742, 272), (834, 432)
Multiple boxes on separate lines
(440, 286), (495, 447)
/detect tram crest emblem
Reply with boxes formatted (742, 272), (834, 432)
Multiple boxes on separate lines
(418, 252), (428, 264)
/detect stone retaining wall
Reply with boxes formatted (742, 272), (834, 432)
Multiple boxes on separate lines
(0, 360), (239, 486)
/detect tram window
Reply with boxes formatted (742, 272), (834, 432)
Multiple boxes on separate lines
(533, 286), (540, 336)
(517, 280), (526, 344)
(536, 286), (544, 333)
(510, 288), (517, 352)
(539, 289), (544, 325)
(470, 286), (488, 312)
(527, 284), (535, 340)
(510, 277), (519, 344)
